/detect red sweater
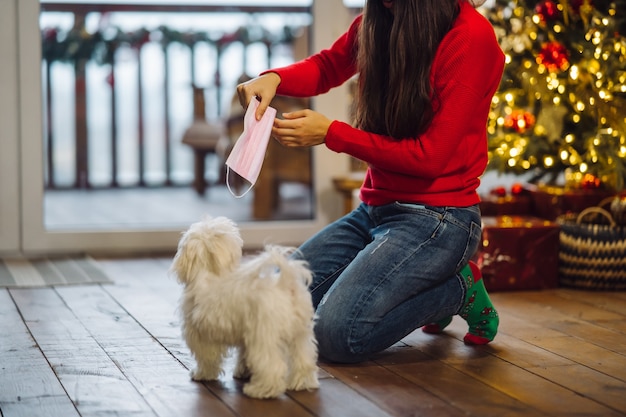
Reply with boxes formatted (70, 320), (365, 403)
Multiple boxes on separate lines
(268, 1), (505, 207)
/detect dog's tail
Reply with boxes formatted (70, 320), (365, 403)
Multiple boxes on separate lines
(255, 245), (313, 288)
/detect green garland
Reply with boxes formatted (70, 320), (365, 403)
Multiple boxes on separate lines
(41, 24), (304, 65)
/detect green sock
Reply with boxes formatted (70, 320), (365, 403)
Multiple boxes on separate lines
(422, 262), (498, 345)
(459, 262), (499, 345)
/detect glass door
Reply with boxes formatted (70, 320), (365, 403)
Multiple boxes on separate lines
(16, 0), (352, 254)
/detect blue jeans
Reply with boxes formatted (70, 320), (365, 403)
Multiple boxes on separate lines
(296, 202), (482, 363)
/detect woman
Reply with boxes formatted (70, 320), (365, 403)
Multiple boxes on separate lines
(237, 0), (504, 363)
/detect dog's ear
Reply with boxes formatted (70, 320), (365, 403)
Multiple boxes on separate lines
(171, 226), (243, 284)
(202, 237), (242, 276)
(171, 217), (244, 284)
(171, 232), (204, 284)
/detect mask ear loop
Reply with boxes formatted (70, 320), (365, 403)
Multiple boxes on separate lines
(226, 166), (254, 198)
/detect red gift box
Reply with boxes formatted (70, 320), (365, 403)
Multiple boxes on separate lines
(479, 194), (532, 216)
(527, 185), (616, 220)
(475, 216), (560, 291)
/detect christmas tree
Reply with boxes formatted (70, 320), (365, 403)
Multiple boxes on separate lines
(483, 0), (626, 190)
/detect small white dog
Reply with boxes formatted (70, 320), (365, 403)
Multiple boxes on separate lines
(170, 216), (319, 399)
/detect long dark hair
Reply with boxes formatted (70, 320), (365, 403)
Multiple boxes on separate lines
(355, 0), (460, 139)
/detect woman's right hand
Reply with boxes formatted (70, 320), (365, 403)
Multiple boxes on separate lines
(236, 72), (281, 120)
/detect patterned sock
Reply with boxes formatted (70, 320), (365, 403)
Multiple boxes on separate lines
(459, 262), (499, 344)
(422, 262), (499, 345)
(421, 316), (452, 334)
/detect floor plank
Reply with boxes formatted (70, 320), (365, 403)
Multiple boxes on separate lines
(321, 356), (467, 417)
(556, 289), (626, 316)
(2, 256), (626, 417)
(495, 310), (626, 382)
(10, 288), (161, 417)
(491, 292), (626, 355)
(288, 377), (396, 417)
(373, 345), (551, 417)
(403, 321), (625, 417)
(54, 285), (240, 417)
(0, 290), (80, 417)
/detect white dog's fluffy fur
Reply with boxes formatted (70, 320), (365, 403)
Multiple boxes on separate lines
(170, 216), (319, 399)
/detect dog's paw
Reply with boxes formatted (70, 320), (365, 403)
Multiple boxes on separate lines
(243, 381), (286, 399)
(190, 367), (220, 381)
(287, 372), (319, 392)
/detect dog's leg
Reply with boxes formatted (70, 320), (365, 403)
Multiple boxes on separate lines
(233, 347), (251, 380)
(286, 331), (319, 392)
(190, 344), (226, 381)
(242, 332), (288, 399)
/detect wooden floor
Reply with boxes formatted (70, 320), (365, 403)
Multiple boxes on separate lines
(2, 256), (626, 417)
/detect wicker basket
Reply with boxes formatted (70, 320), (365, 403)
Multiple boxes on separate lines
(557, 204), (626, 290)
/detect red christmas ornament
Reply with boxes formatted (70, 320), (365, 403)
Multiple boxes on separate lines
(511, 183), (525, 196)
(537, 41), (570, 72)
(490, 186), (507, 197)
(503, 110), (536, 133)
(580, 173), (601, 189)
(535, 0), (561, 23)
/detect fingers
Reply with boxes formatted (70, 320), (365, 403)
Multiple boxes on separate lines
(271, 112), (326, 148)
(272, 119), (298, 147)
(279, 110), (308, 120)
(235, 83), (258, 111)
(236, 87), (272, 121)
(235, 73), (281, 120)
(273, 116), (301, 130)
(255, 98), (273, 121)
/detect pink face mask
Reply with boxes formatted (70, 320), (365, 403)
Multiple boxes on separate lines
(225, 99), (277, 198)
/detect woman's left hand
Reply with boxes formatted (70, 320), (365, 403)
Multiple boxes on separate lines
(272, 109), (332, 147)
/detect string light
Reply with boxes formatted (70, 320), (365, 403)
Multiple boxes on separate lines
(484, 0), (626, 190)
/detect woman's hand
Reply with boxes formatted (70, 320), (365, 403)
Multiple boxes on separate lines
(236, 72), (281, 120)
(272, 109), (332, 147)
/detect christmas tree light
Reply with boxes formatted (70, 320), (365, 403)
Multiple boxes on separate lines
(484, 0), (626, 190)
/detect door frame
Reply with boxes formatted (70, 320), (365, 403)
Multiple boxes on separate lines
(0, 0), (21, 255)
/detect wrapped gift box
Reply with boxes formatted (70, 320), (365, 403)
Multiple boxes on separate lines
(527, 185), (616, 220)
(475, 216), (560, 291)
(479, 194), (532, 216)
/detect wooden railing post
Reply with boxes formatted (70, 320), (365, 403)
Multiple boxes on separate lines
(73, 12), (89, 189)
(44, 60), (55, 188)
(110, 57), (119, 187)
(162, 41), (172, 186)
(136, 45), (146, 187)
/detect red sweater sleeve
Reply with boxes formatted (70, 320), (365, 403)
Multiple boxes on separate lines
(325, 2), (505, 206)
(262, 15), (361, 97)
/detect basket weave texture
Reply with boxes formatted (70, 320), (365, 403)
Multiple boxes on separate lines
(557, 205), (626, 290)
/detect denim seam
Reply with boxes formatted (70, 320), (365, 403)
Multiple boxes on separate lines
(310, 265), (347, 296)
(455, 272), (467, 315)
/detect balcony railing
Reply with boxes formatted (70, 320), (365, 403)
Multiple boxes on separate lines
(40, 2), (311, 189)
